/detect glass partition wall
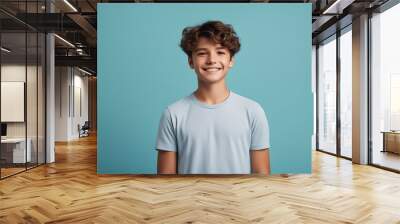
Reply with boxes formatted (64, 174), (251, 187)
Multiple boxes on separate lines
(0, 2), (46, 179)
(0, 31), (27, 177)
(317, 35), (337, 155)
(316, 26), (353, 159)
(370, 3), (400, 171)
(339, 27), (352, 159)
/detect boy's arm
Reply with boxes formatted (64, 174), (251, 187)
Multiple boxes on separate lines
(157, 150), (177, 174)
(250, 149), (270, 175)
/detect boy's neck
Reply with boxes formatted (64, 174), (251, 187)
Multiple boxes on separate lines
(194, 81), (230, 105)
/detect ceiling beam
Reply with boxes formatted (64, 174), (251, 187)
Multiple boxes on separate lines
(66, 13), (97, 47)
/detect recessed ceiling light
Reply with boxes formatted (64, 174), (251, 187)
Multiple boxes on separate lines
(63, 0), (78, 12)
(78, 67), (93, 76)
(54, 34), (75, 48)
(322, 0), (354, 15)
(1, 47), (11, 53)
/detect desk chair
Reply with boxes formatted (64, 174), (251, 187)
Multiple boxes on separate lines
(78, 121), (90, 138)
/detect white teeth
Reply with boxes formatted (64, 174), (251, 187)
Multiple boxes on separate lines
(204, 68), (221, 71)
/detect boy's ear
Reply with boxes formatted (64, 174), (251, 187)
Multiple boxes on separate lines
(188, 57), (194, 69)
(229, 57), (235, 68)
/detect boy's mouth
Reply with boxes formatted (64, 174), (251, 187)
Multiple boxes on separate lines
(203, 67), (222, 72)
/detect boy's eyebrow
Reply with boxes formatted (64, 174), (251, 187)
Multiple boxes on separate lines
(194, 46), (228, 52)
(194, 48), (207, 52)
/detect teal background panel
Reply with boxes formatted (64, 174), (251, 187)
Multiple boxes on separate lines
(98, 3), (312, 174)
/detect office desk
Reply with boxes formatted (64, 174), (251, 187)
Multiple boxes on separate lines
(1, 138), (32, 163)
(382, 131), (400, 154)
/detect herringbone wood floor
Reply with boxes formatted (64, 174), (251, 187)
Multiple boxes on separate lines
(1, 134), (400, 224)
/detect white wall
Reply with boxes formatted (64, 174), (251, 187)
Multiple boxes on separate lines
(55, 67), (89, 141)
(55, 66), (70, 141)
(1, 64), (41, 137)
(70, 72), (89, 138)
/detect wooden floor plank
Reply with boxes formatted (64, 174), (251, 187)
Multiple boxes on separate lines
(1, 134), (400, 223)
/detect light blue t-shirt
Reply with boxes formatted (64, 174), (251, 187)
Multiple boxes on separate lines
(156, 91), (270, 174)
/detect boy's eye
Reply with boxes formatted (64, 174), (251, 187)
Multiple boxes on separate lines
(217, 51), (226, 55)
(197, 52), (206, 56)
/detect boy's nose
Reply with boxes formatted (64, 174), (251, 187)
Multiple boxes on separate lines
(206, 53), (217, 64)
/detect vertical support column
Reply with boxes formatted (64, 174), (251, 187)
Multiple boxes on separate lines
(0, 20), (2, 179)
(336, 30), (341, 156)
(312, 45), (317, 150)
(316, 45), (320, 150)
(352, 14), (369, 164)
(46, 1), (55, 163)
(88, 77), (97, 132)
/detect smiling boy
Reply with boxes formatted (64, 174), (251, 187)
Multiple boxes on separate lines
(156, 21), (270, 174)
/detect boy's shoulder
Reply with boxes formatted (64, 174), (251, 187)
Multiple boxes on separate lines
(231, 92), (263, 110)
(165, 94), (193, 114)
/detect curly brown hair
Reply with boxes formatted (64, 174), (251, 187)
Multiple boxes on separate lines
(180, 21), (241, 58)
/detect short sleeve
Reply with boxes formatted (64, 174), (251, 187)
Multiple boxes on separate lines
(250, 104), (270, 150)
(155, 108), (177, 152)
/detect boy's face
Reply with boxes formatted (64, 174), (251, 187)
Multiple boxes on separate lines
(189, 37), (234, 85)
